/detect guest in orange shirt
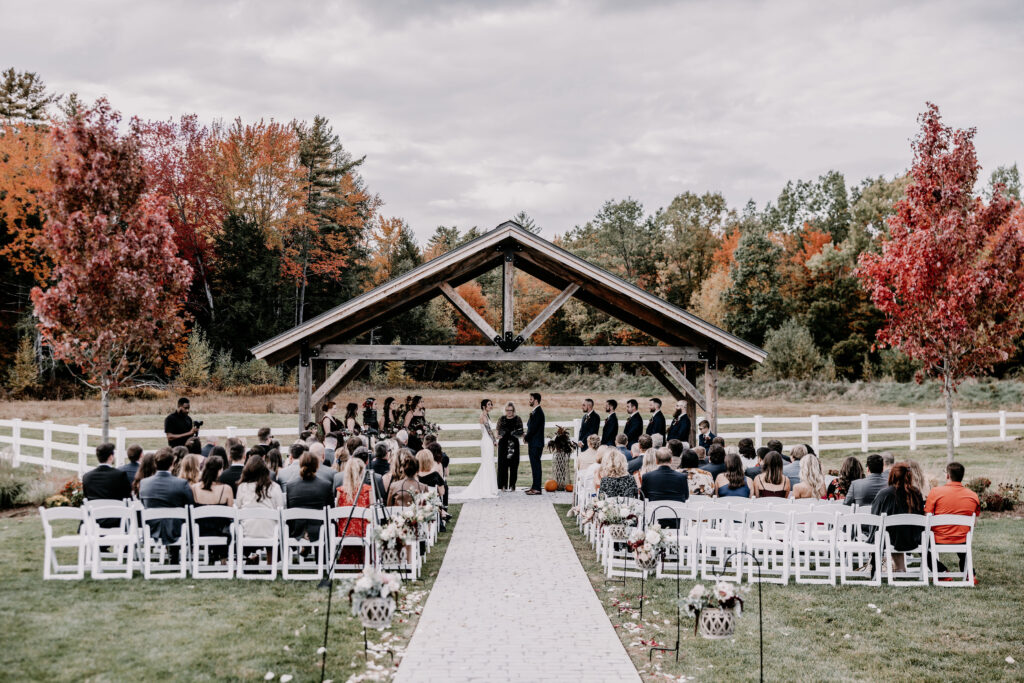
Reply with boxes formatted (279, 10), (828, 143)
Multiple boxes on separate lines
(924, 461), (980, 575)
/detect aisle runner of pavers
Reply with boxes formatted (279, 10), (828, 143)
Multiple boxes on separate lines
(395, 491), (641, 683)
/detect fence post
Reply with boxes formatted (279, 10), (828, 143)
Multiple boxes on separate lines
(999, 410), (1007, 441)
(810, 415), (820, 454)
(908, 412), (917, 451)
(42, 419), (53, 473)
(77, 424), (89, 475)
(115, 427), (127, 467)
(11, 418), (21, 468)
(953, 412), (961, 448)
(754, 415), (763, 449)
(860, 413), (869, 453)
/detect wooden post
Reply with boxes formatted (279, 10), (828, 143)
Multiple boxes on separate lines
(999, 410), (1007, 441)
(909, 412), (917, 451)
(312, 360), (328, 427)
(11, 418), (21, 468)
(953, 411), (961, 448)
(42, 420), (53, 472)
(860, 413), (869, 452)
(298, 354), (313, 435)
(754, 415), (763, 449)
(115, 427), (127, 467)
(703, 349), (719, 433)
(685, 362), (698, 446)
(811, 414), (820, 454)
(502, 248), (514, 336)
(77, 424), (89, 475)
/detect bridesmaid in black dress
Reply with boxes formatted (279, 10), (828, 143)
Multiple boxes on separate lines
(382, 397), (396, 435)
(496, 402), (524, 491)
(404, 395), (426, 452)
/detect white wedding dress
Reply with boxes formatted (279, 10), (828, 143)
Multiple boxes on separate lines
(453, 420), (500, 500)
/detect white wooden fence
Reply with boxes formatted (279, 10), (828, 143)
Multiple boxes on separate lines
(1, 411), (1022, 477)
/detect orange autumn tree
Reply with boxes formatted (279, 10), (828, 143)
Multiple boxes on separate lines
(0, 120), (54, 283)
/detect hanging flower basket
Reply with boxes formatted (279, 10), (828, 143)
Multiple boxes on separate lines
(378, 545), (404, 566)
(606, 524), (628, 540)
(698, 607), (736, 639)
(634, 550), (659, 570)
(359, 596), (396, 630)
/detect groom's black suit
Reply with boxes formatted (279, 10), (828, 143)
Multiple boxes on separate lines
(524, 406), (546, 492)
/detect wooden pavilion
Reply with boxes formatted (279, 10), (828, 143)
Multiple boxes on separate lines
(250, 221), (765, 439)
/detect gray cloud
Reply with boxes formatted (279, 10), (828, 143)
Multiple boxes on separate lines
(2, 0), (1021, 240)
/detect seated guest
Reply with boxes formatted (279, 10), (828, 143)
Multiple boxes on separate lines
(257, 426), (273, 449)
(201, 437), (217, 459)
(308, 442), (338, 484)
(192, 456), (234, 506)
(119, 444), (143, 484)
(881, 451), (895, 473)
(423, 434), (450, 478)
(827, 456), (863, 500)
(382, 448), (412, 492)
(323, 433), (338, 467)
(751, 452), (791, 498)
(678, 449), (715, 497)
(745, 447), (768, 479)
(924, 462), (980, 576)
(370, 442), (392, 477)
(335, 457), (373, 563)
(697, 419), (715, 449)
(217, 443), (246, 494)
(185, 437), (202, 456)
(792, 453), (826, 499)
(131, 452), (157, 499)
(844, 453), (887, 507)
(170, 446), (188, 477)
(666, 439), (684, 469)
(285, 452), (334, 541)
(700, 445), (727, 479)
(426, 442), (450, 507)
(628, 435), (653, 474)
(585, 447), (608, 491)
(386, 454), (429, 506)
(344, 436), (365, 467)
(331, 447), (350, 490)
(651, 433), (664, 449)
(598, 450), (638, 498)
(416, 449), (447, 502)
(714, 453), (752, 498)
(576, 435), (602, 474)
(633, 448), (658, 488)
(264, 448), (283, 482)
(765, 439), (789, 463)
(783, 444), (805, 487)
(235, 455), (284, 544)
(692, 446), (706, 464)
(871, 463), (924, 572)
(906, 460), (931, 498)
(139, 448), (194, 555)
(640, 448), (689, 503)
(615, 433), (631, 461)
(178, 453), (202, 485)
(711, 436), (725, 449)
(277, 443), (307, 487)
(83, 442), (131, 504)
(737, 438), (757, 468)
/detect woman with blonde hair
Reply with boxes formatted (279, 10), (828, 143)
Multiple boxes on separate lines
(792, 453), (826, 499)
(598, 449), (638, 498)
(906, 460), (930, 498)
(178, 453), (202, 485)
(634, 448), (659, 487)
(335, 457), (372, 564)
(416, 448), (447, 500)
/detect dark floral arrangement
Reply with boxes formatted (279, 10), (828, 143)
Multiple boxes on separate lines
(547, 425), (574, 455)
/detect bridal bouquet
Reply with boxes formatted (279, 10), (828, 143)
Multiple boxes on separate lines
(344, 567), (403, 617)
(680, 581), (746, 617)
(627, 524), (670, 565)
(415, 422), (442, 438)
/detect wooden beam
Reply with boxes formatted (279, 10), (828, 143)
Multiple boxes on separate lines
(705, 363), (719, 433)
(317, 344), (702, 362)
(439, 282), (499, 342)
(502, 249), (514, 335)
(643, 362), (684, 401)
(311, 358), (362, 408)
(656, 360), (706, 410)
(297, 360), (312, 434)
(685, 362), (698, 445)
(517, 283), (580, 343)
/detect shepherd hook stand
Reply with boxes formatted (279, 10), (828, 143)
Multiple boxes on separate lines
(712, 550), (764, 683)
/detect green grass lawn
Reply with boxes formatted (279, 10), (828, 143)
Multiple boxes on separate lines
(556, 505), (1024, 682)
(0, 505), (460, 681)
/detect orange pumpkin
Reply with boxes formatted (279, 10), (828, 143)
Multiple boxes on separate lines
(564, 483), (574, 493)
(544, 480), (558, 492)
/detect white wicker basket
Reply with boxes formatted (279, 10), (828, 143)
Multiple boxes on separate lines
(698, 608), (736, 639)
(359, 596), (395, 630)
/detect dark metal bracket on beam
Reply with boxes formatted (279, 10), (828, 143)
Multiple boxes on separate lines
(494, 332), (525, 352)
(698, 345), (718, 370)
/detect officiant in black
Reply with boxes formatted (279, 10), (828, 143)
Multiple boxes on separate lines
(496, 402), (524, 491)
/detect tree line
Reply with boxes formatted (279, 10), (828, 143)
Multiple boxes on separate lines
(1, 68), (1022, 403)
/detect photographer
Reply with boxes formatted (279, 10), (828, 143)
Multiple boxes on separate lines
(165, 397), (202, 448)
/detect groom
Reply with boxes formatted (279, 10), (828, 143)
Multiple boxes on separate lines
(523, 392), (545, 495)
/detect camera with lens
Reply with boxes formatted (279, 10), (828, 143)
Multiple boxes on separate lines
(193, 420), (204, 429)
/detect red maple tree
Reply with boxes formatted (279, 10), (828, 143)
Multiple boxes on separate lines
(31, 100), (193, 441)
(857, 103), (1024, 461)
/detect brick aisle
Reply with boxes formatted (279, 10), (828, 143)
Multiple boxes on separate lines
(394, 492), (640, 683)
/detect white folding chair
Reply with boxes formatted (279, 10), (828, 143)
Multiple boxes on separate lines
(837, 512), (882, 586)
(140, 508), (190, 579)
(236, 508), (282, 580)
(699, 507), (745, 581)
(39, 506), (88, 580)
(881, 513), (929, 586)
(87, 504), (137, 579)
(281, 507), (327, 580)
(327, 506), (374, 577)
(651, 504), (699, 580)
(792, 510), (839, 584)
(190, 505), (237, 579)
(927, 513), (977, 587)
(743, 509), (791, 584)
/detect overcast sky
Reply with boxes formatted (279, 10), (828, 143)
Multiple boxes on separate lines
(3, 0), (1022, 240)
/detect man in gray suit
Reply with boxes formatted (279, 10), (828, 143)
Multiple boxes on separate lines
(844, 454), (887, 507)
(139, 448), (194, 559)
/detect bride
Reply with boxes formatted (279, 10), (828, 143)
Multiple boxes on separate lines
(453, 399), (500, 500)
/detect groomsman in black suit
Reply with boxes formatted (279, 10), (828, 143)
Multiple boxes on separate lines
(666, 399), (691, 445)
(523, 392), (546, 495)
(576, 398), (600, 449)
(623, 399), (643, 448)
(646, 398), (666, 439)
(601, 399), (619, 446)
(82, 444), (131, 528)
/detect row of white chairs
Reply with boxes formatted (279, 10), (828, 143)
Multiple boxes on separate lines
(40, 499), (440, 581)
(578, 498), (976, 587)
